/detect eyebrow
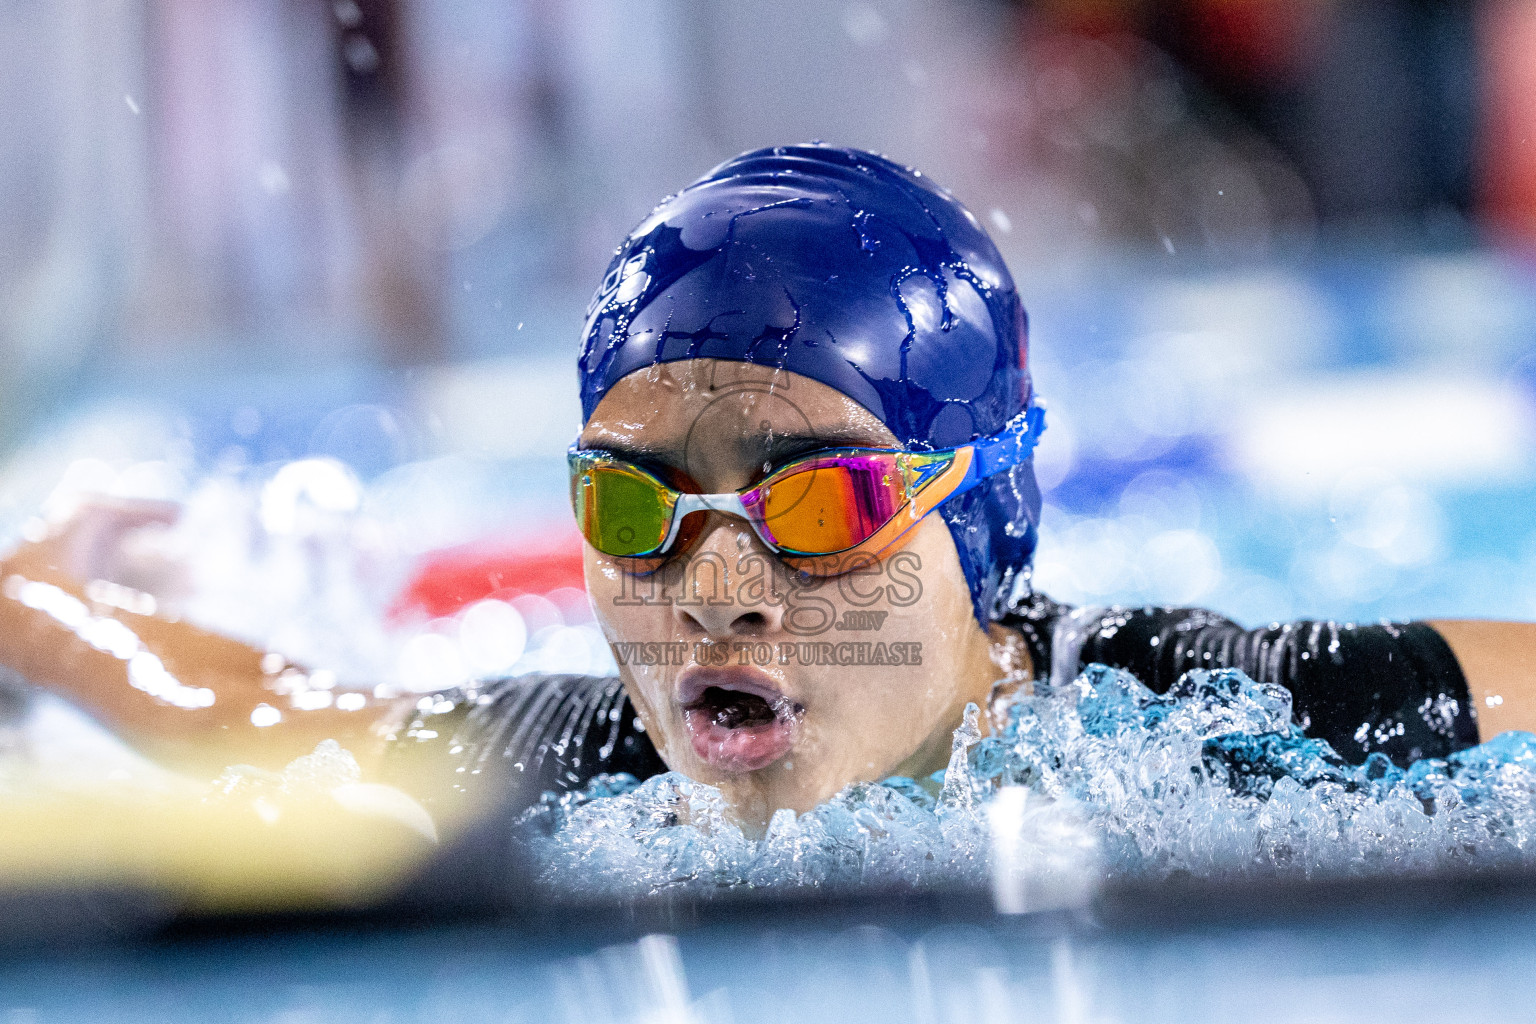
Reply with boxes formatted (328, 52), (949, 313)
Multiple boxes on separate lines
(752, 430), (894, 464)
(579, 427), (896, 469)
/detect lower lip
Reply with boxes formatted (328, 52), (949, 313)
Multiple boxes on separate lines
(683, 706), (798, 774)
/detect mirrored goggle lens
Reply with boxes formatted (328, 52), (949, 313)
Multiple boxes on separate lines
(571, 458), (675, 557)
(748, 452), (920, 556)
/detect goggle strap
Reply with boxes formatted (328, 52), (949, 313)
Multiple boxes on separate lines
(959, 404), (1046, 493)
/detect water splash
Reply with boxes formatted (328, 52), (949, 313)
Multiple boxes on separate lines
(520, 663), (1536, 901)
(210, 737), (362, 802)
(109, 464), (609, 691)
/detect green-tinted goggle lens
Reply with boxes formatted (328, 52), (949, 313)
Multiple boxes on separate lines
(570, 456), (676, 557)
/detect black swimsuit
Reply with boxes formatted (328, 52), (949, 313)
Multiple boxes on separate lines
(383, 596), (1479, 814)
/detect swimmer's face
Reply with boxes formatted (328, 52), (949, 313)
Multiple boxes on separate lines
(579, 359), (1000, 827)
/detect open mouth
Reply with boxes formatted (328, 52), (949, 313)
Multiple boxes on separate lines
(678, 668), (804, 774)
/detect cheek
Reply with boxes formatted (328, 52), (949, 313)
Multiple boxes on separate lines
(582, 552), (679, 729)
(843, 516), (981, 661)
(583, 551), (685, 635)
(583, 551), (637, 638)
(890, 523), (983, 662)
(797, 518), (984, 737)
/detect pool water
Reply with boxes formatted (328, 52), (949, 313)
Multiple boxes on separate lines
(522, 662), (1536, 901)
(3, 878), (1535, 1024)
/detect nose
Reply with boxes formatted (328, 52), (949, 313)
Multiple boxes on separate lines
(667, 512), (786, 638)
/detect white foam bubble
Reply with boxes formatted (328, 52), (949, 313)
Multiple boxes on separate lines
(521, 664), (1536, 900)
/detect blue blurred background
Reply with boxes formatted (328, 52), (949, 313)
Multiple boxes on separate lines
(4, 0), (1536, 686)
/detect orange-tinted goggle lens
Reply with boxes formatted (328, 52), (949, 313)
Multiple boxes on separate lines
(746, 450), (944, 556)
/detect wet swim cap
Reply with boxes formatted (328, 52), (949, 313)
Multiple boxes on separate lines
(577, 144), (1042, 626)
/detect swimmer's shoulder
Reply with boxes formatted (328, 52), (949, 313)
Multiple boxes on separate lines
(1001, 594), (1241, 691)
(379, 672), (666, 812)
(1000, 592), (1477, 765)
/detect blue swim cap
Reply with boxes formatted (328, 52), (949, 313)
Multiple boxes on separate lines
(577, 144), (1042, 627)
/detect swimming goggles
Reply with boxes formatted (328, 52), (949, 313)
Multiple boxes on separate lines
(569, 405), (1044, 576)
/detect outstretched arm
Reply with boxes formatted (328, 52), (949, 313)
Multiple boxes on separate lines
(0, 506), (402, 774)
(1428, 620), (1536, 743)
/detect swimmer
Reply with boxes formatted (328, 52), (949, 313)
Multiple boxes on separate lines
(3, 145), (1534, 832)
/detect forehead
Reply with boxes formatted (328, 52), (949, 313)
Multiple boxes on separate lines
(579, 359), (896, 459)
